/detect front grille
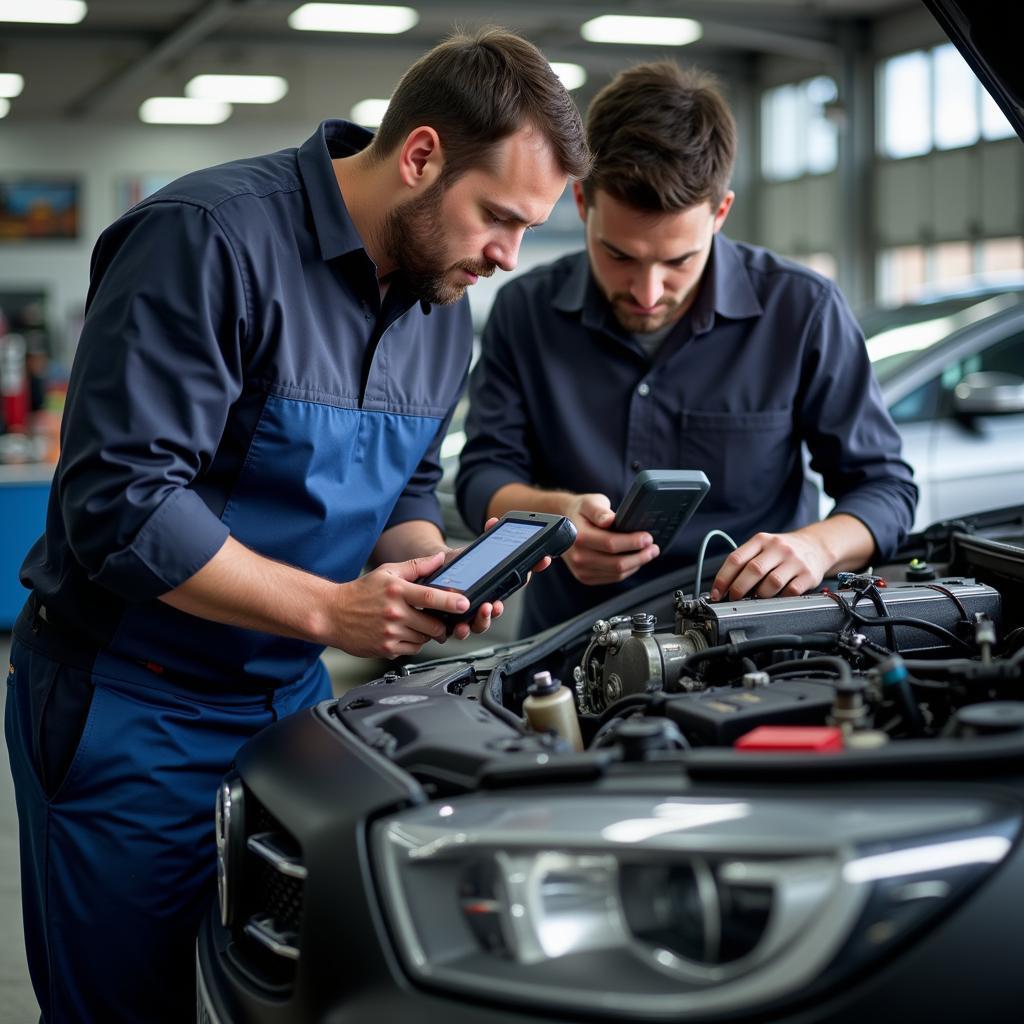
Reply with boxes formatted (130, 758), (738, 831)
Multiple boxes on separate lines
(259, 859), (304, 933)
(231, 796), (306, 988)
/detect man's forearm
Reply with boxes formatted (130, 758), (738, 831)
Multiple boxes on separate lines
(486, 482), (576, 520)
(797, 513), (876, 574)
(371, 519), (447, 565)
(159, 535), (337, 643)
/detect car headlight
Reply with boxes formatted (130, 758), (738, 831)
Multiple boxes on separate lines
(215, 772), (246, 928)
(373, 794), (1017, 1018)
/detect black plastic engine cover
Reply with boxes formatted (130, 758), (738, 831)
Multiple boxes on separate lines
(660, 679), (838, 746)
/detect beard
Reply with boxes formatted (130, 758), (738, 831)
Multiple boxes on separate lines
(610, 293), (686, 333)
(380, 178), (496, 305)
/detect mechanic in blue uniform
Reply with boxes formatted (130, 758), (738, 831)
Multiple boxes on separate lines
(5, 29), (588, 1024)
(457, 61), (918, 636)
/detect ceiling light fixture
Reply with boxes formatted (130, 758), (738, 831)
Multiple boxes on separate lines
(288, 3), (418, 34)
(0, 73), (24, 98)
(351, 98), (390, 128)
(139, 97), (232, 125)
(185, 75), (289, 105)
(580, 15), (702, 47)
(0, 0), (87, 24)
(0, 98), (10, 119)
(550, 62), (587, 91)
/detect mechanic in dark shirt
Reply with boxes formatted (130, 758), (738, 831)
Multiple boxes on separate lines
(457, 61), (917, 636)
(5, 29), (588, 1024)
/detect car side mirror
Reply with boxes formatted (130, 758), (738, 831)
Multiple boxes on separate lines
(952, 371), (1024, 416)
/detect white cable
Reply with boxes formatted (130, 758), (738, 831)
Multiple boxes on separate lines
(694, 529), (738, 599)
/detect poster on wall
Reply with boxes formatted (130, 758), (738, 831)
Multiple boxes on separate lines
(0, 179), (79, 241)
(116, 174), (176, 214)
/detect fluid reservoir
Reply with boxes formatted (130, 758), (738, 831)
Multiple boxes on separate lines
(523, 671), (583, 752)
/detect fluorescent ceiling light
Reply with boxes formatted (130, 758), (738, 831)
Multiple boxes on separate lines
(550, 62), (586, 91)
(186, 75), (288, 104)
(289, 3), (418, 34)
(580, 15), (702, 46)
(139, 97), (232, 125)
(0, 73), (24, 98)
(351, 97), (389, 128)
(0, 98), (9, 119)
(0, 0), (87, 23)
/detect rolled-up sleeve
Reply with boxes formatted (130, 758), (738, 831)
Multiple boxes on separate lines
(456, 289), (538, 532)
(57, 200), (247, 602)
(798, 284), (919, 558)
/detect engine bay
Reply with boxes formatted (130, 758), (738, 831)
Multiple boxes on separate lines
(333, 510), (1024, 789)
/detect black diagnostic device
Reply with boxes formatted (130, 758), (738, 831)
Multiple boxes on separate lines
(612, 469), (710, 549)
(420, 511), (577, 626)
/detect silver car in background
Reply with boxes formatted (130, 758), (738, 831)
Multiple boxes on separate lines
(862, 284), (1024, 529)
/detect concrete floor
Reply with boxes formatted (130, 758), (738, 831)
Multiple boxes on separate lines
(0, 594), (523, 1022)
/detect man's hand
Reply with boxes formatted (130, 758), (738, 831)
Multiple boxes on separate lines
(330, 551), (469, 658)
(710, 530), (833, 601)
(710, 516), (875, 601)
(562, 493), (659, 586)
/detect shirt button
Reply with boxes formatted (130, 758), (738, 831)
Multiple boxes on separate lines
(631, 460), (641, 471)
(637, 382), (650, 397)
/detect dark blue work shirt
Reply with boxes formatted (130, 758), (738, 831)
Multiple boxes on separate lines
(22, 120), (473, 687)
(456, 237), (917, 635)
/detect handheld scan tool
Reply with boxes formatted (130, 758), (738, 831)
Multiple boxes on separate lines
(612, 469), (710, 550)
(420, 511), (577, 627)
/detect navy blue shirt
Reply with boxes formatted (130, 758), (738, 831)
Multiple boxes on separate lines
(457, 237), (917, 635)
(22, 120), (473, 686)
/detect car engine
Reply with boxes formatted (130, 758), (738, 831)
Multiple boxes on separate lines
(334, 512), (1024, 786)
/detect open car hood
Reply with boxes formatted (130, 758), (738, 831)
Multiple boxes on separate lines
(925, 0), (1024, 140)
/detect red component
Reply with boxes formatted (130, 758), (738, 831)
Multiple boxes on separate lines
(734, 725), (844, 752)
(144, 661), (165, 674)
(876, 578), (887, 587)
(2, 388), (28, 430)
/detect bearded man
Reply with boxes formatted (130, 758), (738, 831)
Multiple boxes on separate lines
(7, 27), (588, 1023)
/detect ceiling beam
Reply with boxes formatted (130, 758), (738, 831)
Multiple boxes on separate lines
(65, 0), (267, 118)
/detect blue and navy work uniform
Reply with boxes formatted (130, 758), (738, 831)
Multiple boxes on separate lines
(5, 120), (472, 1023)
(456, 239), (918, 636)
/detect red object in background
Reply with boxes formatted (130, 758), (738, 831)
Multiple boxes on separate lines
(3, 386), (29, 430)
(734, 725), (844, 752)
(1, 333), (29, 430)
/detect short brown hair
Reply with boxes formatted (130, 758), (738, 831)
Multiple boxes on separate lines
(582, 61), (736, 211)
(370, 27), (590, 182)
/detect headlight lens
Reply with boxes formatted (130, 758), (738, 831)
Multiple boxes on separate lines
(373, 794), (1016, 1018)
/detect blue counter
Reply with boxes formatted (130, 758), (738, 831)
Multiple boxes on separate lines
(0, 465), (53, 630)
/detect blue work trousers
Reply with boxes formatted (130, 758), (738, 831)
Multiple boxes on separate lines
(5, 601), (331, 1023)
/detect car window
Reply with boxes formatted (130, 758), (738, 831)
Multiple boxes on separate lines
(889, 378), (941, 423)
(889, 328), (1024, 424)
(972, 329), (1024, 376)
(865, 291), (1024, 385)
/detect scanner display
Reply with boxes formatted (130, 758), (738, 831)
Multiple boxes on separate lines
(429, 521), (544, 591)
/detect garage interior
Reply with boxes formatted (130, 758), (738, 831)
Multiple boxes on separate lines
(0, 1), (1021, 1019)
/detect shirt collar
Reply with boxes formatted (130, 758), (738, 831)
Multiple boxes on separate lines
(297, 119), (432, 314)
(551, 251), (617, 337)
(297, 119), (374, 263)
(696, 233), (763, 333)
(552, 234), (764, 337)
